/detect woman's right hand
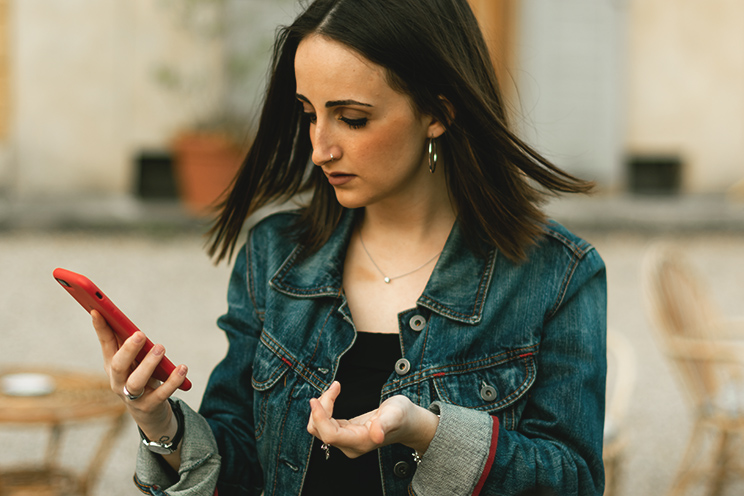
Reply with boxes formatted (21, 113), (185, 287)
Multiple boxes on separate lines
(91, 310), (187, 466)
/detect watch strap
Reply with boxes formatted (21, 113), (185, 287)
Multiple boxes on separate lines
(139, 398), (185, 455)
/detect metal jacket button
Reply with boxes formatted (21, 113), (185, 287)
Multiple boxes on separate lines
(480, 383), (498, 402)
(395, 358), (411, 376)
(393, 461), (411, 478)
(409, 315), (426, 331)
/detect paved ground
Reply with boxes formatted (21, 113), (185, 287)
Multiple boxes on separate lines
(0, 195), (743, 495)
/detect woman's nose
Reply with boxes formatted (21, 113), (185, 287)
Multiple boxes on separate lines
(311, 146), (328, 167)
(310, 119), (338, 166)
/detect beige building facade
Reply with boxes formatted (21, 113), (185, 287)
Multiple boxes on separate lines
(4, 0), (202, 198)
(626, 0), (744, 193)
(0, 0), (295, 200)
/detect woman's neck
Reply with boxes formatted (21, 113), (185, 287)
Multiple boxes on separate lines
(359, 197), (456, 248)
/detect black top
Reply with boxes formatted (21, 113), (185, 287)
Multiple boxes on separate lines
(301, 332), (402, 496)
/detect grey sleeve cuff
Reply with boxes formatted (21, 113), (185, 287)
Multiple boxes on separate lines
(410, 401), (495, 496)
(135, 398), (221, 495)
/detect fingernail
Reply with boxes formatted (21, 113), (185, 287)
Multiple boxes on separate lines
(153, 345), (164, 356)
(179, 365), (188, 376)
(133, 333), (145, 344)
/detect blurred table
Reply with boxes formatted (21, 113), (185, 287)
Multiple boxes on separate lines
(0, 368), (126, 496)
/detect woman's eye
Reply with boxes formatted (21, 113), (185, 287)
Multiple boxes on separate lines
(303, 112), (317, 124)
(340, 117), (368, 130)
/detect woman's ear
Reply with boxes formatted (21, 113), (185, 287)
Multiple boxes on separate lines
(427, 96), (455, 139)
(440, 95), (456, 124)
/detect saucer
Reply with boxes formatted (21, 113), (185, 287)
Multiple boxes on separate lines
(1, 373), (56, 396)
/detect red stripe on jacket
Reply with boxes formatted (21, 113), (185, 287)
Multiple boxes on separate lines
(472, 416), (499, 496)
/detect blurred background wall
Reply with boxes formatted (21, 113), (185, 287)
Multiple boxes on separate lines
(0, 0), (740, 204)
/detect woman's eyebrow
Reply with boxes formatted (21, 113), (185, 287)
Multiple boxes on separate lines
(295, 93), (372, 108)
(325, 99), (373, 108)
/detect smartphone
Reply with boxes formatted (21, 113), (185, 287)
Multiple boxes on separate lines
(53, 268), (192, 391)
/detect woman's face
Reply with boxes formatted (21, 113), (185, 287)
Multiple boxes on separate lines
(294, 34), (445, 210)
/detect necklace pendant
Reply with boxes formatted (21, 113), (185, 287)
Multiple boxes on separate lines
(383, 277), (391, 284)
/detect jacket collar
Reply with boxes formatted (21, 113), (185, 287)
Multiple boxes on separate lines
(270, 209), (496, 324)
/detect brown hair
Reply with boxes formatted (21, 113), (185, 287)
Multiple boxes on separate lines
(207, 0), (593, 263)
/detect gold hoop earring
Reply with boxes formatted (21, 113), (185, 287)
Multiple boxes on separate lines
(428, 138), (438, 174)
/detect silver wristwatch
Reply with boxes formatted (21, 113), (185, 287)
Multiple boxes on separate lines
(139, 399), (184, 455)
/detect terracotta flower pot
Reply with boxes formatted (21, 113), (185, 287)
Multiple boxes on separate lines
(171, 132), (243, 216)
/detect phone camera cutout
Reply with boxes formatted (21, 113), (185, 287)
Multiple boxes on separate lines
(55, 278), (71, 288)
(95, 292), (103, 300)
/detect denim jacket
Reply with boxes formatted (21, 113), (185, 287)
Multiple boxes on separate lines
(135, 208), (607, 496)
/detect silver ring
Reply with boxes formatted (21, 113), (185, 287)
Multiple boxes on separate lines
(321, 442), (331, 460)
(329, 153), (335, 161)
(123, 385), (144, 401)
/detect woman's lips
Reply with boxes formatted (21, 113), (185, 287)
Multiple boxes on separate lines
(326, 172), (355, 186)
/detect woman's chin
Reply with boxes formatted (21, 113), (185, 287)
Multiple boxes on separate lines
(332, 191), (370, 210)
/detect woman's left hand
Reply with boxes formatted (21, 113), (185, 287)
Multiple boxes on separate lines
(306, 381), (439, 459)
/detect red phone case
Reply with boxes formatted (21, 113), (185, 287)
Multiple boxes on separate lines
(53, 268), (192, 391)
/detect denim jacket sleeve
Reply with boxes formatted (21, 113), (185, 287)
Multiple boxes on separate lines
(134, 244), (264, 496)
(199, 242), (266, 495)
(410, 245), (607, 496)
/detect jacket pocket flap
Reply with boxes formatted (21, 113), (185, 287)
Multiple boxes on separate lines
(251, 336), (292, 391)
(432, 352), (537, 412)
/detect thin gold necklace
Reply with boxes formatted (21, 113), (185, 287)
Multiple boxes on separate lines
(358, 230), (442, 284)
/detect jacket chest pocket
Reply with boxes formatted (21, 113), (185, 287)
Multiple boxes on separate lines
(432, 351), (537, 431)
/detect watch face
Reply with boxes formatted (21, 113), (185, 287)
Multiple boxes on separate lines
(144, 441), (174, 455)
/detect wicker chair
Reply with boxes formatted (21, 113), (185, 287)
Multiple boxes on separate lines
(603, 329), (636, 496)
(642, 243), (744, 496)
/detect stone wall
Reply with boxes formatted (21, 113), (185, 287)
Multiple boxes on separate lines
(515, 0), (627, 189)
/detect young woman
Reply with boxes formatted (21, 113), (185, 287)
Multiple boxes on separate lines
(93, 0), (607, 494)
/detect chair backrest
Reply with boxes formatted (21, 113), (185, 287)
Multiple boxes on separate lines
(603, 329), (636, 496)
(642, 242), (723, 408)
(605, 329), (636, 435)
